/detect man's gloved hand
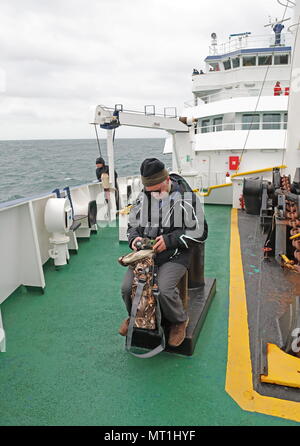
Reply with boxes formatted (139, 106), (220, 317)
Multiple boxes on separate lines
(132, 237), (143, 251)
(153, 235), (167, 253)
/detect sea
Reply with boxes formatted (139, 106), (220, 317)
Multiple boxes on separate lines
(0, 138), (171, 204)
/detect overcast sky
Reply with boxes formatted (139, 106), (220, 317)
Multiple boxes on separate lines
(0, 0), (287, 140)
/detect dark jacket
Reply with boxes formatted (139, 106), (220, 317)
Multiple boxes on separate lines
(96, 165), (118, 182)
(127, 179), (208, 267)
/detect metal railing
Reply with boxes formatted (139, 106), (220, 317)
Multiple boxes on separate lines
(102, 104), (179, 118)
(197, 87), (282, 104)
(197, 165), (287, 189)
(209, 33), (293, 56)
(197, 121), (287, 133)
(185, 87), (290, 107)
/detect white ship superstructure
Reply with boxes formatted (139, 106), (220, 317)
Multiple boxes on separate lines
(163, 28), (294, 204)
(90, 8), (300, 207)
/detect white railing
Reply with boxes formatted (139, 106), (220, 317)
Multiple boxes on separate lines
(197, 121), (287, 133)
(209, 33), (293, 55)
(185, 87), (290, 107)
(0, 182), (112, 306)
(197, 88), (282, 104)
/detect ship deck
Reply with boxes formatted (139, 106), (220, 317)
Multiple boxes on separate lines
(238, 210), (300, 401)
(0, 205), (298, 426)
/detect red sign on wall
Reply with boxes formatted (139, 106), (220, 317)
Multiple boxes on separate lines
(229, 156), (239, 171)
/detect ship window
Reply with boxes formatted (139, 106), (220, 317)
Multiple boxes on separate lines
(243, 56), (257, 66)
(284, 113), (288, 130)
(208, 63), (220, 72)
(242, 114), (260, 130)
(274, 54), (289, 65)
(258, 55), (272, 66)
(213, 117), (223, 132)
(201, 119), (211, 133)
(223, 59), (231, 70)
(232, 57), (240, 68)
(263, 113), (281, 129)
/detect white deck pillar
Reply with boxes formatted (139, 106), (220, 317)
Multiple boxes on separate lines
(107, 129), (115, 188)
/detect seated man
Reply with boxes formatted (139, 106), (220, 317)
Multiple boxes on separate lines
(119, 158), (208, 347)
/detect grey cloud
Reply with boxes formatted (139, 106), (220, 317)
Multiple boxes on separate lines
(0, 0), (288, 139)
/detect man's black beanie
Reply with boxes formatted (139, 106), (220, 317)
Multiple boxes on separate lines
(140, 158), (169, 187)
(96, 157), (105, 165)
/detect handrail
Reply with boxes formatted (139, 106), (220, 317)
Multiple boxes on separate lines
(101, 105), (179, 119)
(195, 87), (289, 105)
(208, 32), (293, 55)
(198, 88), (262, 103)
(197, 121), (288, 133)
(197, 183), (233, 197)
(231, 165), (287, 178)
(196, 165), (287, 197)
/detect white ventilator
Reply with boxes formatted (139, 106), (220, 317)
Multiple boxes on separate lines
(44, 198), (73, 266)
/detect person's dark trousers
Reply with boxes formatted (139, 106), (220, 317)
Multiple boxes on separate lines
(121, 261), (188, 323)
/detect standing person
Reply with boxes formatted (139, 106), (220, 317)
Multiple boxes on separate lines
(273, 21), (284, 46)
(95, 157), (119, 209)
(95, 157), (118, 182)
(274, 81), (282, 96)
(118, 158), (208, 347)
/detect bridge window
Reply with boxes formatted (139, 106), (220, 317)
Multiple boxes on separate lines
(284, 113), (288, 130)
(213, 117), (223, 132)
(232, 57), (240, 68)
(223, 59), (231, 70)
(242, 114), (260, 130)
(274, 54), (289, 65)
(201, 119), (211, 133)
(209, 63), (220, 72)
(258, 55), (272, 66)
(243, 56), (256, 66)
(263, 113), (281, 129)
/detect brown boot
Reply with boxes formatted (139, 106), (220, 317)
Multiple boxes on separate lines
(168, 318), (189, 347)
(119, 318), (130, 336)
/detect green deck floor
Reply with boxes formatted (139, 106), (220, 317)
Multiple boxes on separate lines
(0, 205), (298, 426)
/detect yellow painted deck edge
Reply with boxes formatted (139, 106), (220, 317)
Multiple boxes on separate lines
(261, 343), (300, 389)
(225, 208), (300, 423)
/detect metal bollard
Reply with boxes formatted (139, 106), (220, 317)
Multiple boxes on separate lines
(188, 243), (205, 289)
